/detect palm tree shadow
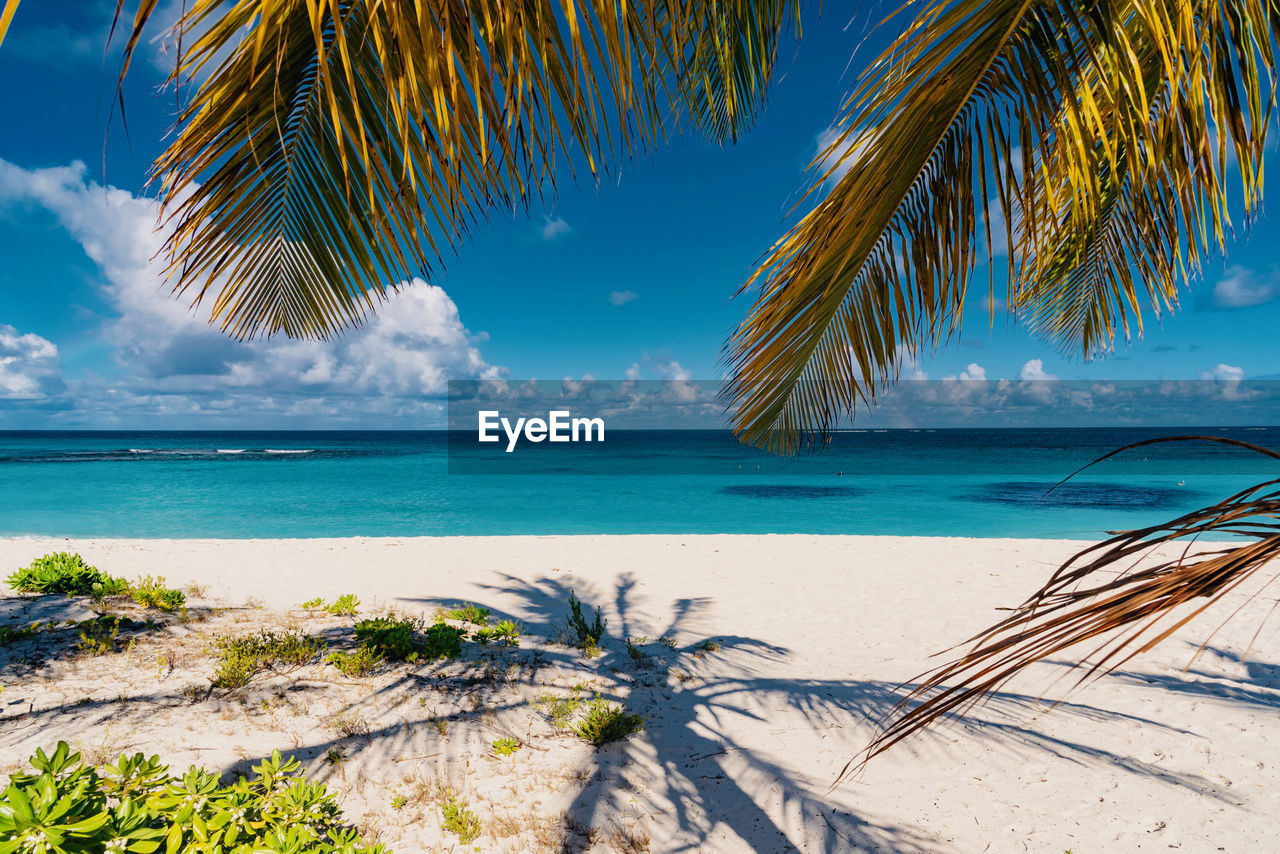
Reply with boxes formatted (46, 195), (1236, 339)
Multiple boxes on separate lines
(1104, 643), (1280, 711)
(408, 572), (1233, 851)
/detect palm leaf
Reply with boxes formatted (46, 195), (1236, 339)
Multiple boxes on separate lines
(726, 0), (1276, 452)
(0, 0), (20, 48)
(109, 0), (797, 339)
(846, 435), (1280, 780)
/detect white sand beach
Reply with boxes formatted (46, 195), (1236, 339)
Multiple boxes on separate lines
(1, 534), (1277, 852)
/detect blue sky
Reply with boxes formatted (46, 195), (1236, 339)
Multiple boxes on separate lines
(2, 2), (1280, 428)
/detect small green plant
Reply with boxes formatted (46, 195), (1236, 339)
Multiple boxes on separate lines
(327, 593), (361, 616)
(325, 646), (383, 677)
(211, 629), (323, 688)
(390, 793), (408, 810)
(0, 742), (384, 853)
(625, 637), (646, 662)
(441, 792), (483, 844)
(0, 624), (37, 645)
(700, 639), (721, 653)
(75, 615), (142, 656)
(328, 710), (370, 738)
(473, 618), (521, 647)
(567, 591), (606, 652)
(130, 575), (187, 612)
(536, 693), (584, 729)
(6, 552), (129, 597)
(432, 716), (448, 737)
(354, 614), (422, 661)
(446, 603), (491, 625)
(572, 697), (645, 747)
(491, 737), (520, 757)
(423, 620), (466, 659)
(299, 596), (325, 610)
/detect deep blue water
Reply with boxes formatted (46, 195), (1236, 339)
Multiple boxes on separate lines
(0, 428), (1277, 539)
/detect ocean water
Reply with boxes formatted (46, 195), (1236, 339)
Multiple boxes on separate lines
(0, 428), (1277, 539)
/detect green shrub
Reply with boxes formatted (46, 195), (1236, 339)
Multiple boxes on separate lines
(422, 621), (465, 659)
(130, 575), (186, 612)
(440, 793), (482, 844)
(354, 614), (424, 662)
(474, 619), (521, 647)
(567, 591), (606, 652)
(491, 737), (520, 757)
(6, 552), (129, 598)
(572, 697), (644, 747)
(327, 594), (361, 617)
(211, 629), (323, 689)
(299, 596), (325, 610)
(535, 693), (583, 729)
(445, 603), (491, 625)
(325, 646), (383, 678)
(0, 741), (386, 853)
(0, 624), (37, 645)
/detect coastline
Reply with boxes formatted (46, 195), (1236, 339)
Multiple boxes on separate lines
(2, 533), (1276, 851)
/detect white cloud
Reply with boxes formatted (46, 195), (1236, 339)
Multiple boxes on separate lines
(0, 159), (502, 425)
(1201, 363), (1245, 382)
(624, 362), (641, 381)
(608, 290), (638, 307)
(539, 215), (571, 240)
(1199, 363), (1256, 401)
(0, 325), (63, 399)
(1211, 265), (1280, 309)
(1018, 359), (1057, 381)
(958, 363), (987, 382)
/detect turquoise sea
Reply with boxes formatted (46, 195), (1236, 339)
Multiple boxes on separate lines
(1, 428), (1277, 539)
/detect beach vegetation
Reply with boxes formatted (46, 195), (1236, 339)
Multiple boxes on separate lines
(211, 629), (323, 689)
(327, 594), (361, 617)
(76, 615), (148, 657)
(473, 619), (521, 647)
(130, 575), (186, 612)
(0, 624), (37, 645)
(354, 614), (466, 662)
(491, 737), (520, 757)
(567, 591), (606, 655)
(440, 792), (482, 844)
(0, 742), (384, 853)
(536, 693), (584, 730)
(390, 793), (408, 810)
(299, 596), (325, 610)
(573, 697), (645, 747)
(326, 646), (383, 678)
(446, 603), (491, 625)
(328, 710), (370, 739)
(7, 552), (129, 598)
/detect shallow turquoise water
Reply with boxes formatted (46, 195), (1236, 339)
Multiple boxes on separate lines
(0, 428), (1275, 539)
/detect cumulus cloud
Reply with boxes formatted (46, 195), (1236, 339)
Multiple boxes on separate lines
(539, 215), (571, 240)
(958, 363), (987, 382)
(608, 290), (638, 307)
(0, 325), (63, 399)
(1211, 266), (1280, 309)
(0, 159), (502, 425)
(1018, 359), (1057, 381)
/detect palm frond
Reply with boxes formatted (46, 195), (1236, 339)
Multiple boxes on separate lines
(726, 0), (1277, 451)
(0, 0), (20, 48)
(846, 435), (1280, 781)
(117, 0), (797, 339)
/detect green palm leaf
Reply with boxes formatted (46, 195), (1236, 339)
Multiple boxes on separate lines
(726, 0), (1276, 452)
(104, 0), (798, 339)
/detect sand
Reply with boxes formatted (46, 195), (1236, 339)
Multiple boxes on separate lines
(1, 534), (1277, 853)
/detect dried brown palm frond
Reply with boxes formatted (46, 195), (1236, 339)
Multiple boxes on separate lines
(843, 435), (1280, 782)
(726, 0), (1278, 452)
(92, 0), (798, 340)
